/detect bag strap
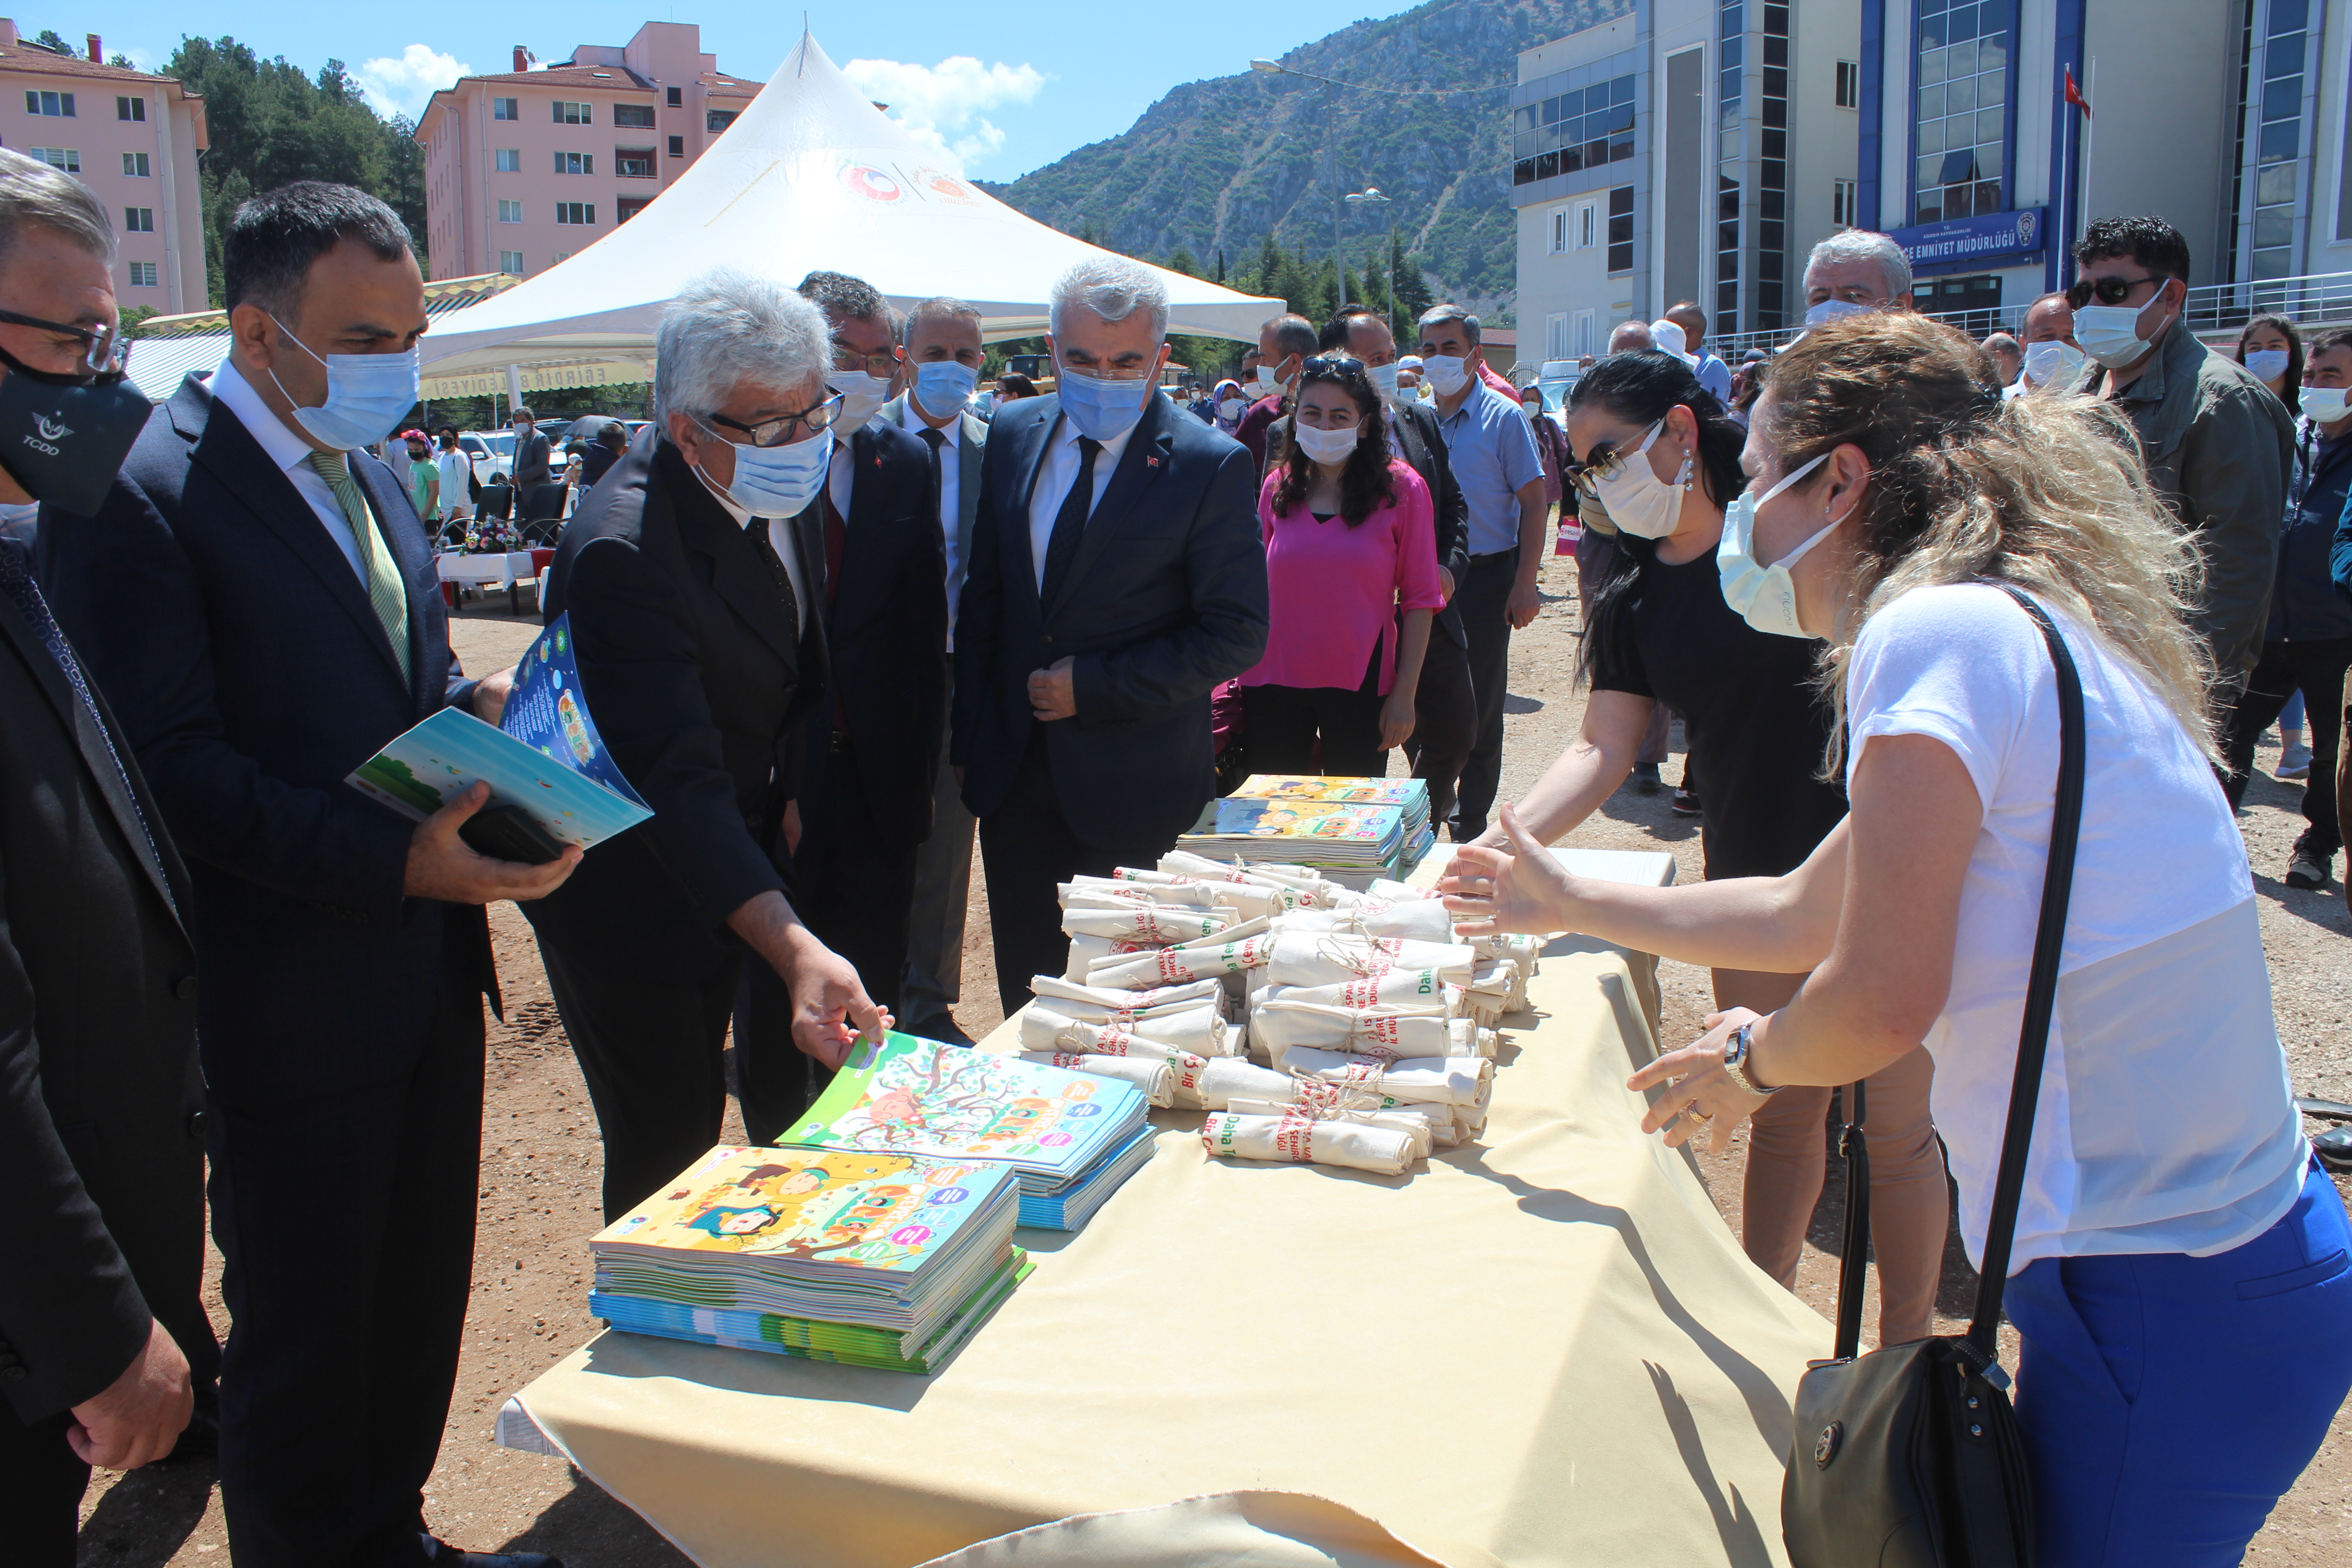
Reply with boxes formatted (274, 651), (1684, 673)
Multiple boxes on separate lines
(1965, 581), (2087, 1360)
(1830, 1079), (1872, 1361)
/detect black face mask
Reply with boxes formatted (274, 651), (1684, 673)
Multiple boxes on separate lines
(0, 346), (152, 517)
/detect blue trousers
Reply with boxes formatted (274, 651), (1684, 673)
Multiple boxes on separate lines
(2007, 1160), (2352, 1566)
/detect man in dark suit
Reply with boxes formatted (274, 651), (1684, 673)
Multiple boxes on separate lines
(529, 270), (887, 1215)
(1263, 305), (1478, 827)
(509, 404), (551, 488)
(39, 182), (575, 1568)
(0, 145), (215, 1567)
(883, 297), (988, 1044)
(954, 258), (1269, 1013)
(779, 273), (947, 1039)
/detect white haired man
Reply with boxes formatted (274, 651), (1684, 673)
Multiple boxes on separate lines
(524, 268), (887, 1222)
(953, 258), (1269, 1011)
(1800, 229), (1916, 327)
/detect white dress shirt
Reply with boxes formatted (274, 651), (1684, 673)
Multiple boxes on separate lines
(693, 466), (810, 623)
(434, 446), (471, 517)
(208, 354), (371, 585)
(826, 426), (858, 523)
(900, 399), (963, 644)
(1026, 413), (1139, 593)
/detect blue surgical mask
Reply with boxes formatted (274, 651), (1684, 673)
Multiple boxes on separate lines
(1803, 299), (1877, 329)
(2244, 349), (2292, 383)
(1057, 367), (1155, 442)
(914, 359), (978, 419)
(703, 428), (831, 518)
(265, 314), (420, 452)
(1717, 450), (1842, 638)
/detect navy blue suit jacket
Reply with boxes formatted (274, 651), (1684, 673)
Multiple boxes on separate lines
(36, 372), (495, 1103)
(951, 390), (1267, 848)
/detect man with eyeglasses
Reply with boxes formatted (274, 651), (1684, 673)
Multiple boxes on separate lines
(525, 269), (888, 1221)
(2064, 216), (2291, 691)
(39, 181), (575, 1568)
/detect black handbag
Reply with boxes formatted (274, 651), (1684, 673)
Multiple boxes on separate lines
(1781, 583), (2085, 1568)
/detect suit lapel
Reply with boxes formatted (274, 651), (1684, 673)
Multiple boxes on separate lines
(347, 450), (427, 701)
(1008, 405), (1058, 610)
(665, 445), (800, 665)
(956, 409), (986, 545)
(1048, 395), (1173, 620)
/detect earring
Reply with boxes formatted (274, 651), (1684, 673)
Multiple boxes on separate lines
(1675, 450), (1694, 491)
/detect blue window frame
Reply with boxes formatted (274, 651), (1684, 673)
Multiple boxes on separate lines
(1909, 0), (2017, 225)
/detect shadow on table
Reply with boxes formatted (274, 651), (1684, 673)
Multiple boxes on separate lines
(496, 1466), (693, 1567)
(578, 1332), (937, 1415)
(1645, 1360), (1779, 1568)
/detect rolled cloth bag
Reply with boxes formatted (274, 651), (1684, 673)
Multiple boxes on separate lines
(1275, 898), (1454, 944)
(1065, 932), (1153, 983)
(1173, 914), (1274, 948)
(1031, 974), (1226, 1013)
(1259, 971), (1462, 1013)
(1225, 1098), (1438, 1160)
(1019, 1013), (1214, 1098)
(1156, 853), (1353, 910)
(1062, 905), (1233, 944)
(1263, 932), (1476, 989)
(1251, 998), (1459, 1063)
(1089, 933), (1274, 990)
(1281, 1049), (1492, 1106)
(1105, 867), (1290, 923)
(1017, 1051), (1177, 1107)
(1061, 876), (1229, 910)
(1022, 996), (1232, 1054)
(1200, 1111), (1416, 1176)
(1193, 1056), (1299, 1110)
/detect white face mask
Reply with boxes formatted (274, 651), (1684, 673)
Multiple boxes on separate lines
(1804, 299), (1877, 329)
(1717, 451), (1843, 638)
(2022, 339), (2087, 388)
(1294, 421), (1361, 466)
(1422, 355), (1470, 397)
(2073, 285), (2170, 369)
(1219, 397), (1248, 421)
(829, 369), (891, 428)
(2244, 349), (2292, 383)
(1366, 362), (1401, 403)
(2298, 385), (2351, 425)
(1254, 364), (1286, 398)
(1589, 419), (1689, 539)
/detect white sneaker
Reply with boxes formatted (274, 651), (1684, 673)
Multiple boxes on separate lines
(2278, 743), (2313, 781)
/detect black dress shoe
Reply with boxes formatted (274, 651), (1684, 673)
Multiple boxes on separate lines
(423, 1535), (565, 1568)
(905, 1015), (976, 1048)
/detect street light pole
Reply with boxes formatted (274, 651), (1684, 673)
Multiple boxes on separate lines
(1345, 187), (1394, 327)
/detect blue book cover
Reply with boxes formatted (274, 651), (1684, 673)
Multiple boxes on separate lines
(499, 615), (649, 807)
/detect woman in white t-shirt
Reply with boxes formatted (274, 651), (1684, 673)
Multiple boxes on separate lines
(1441, 311), (2352, 1566)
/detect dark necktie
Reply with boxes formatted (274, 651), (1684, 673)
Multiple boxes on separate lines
(916, 426), (946, 522)
(0, 546), (173, 911)
(1038, 435), (1100, 608)
(748, 519), (801, 642)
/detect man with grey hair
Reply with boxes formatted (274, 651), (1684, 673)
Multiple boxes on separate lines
(1801, 229), (1916, 324)
(886, 295), (989, 1043)
(526, 267), (888, 1224)
(1607, 319), (1655, 353)
(1236, 310), (1318, 471)
(955, 256), (1268, 1010)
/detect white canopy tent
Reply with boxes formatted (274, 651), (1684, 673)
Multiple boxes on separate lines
(417, 32), (1281, 398)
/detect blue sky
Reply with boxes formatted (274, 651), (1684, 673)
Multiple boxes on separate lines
(69, 0), (1430, 180)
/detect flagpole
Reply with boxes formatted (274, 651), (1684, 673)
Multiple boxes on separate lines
(2061, 73), (2076, 287)
(2080, 58), (2098, 241)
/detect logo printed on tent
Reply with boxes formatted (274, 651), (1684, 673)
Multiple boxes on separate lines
(839, 163), (903, 202)
(912, 168), (979, 206)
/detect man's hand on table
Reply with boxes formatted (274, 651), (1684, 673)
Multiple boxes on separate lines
(404, 782), (583, 903)
(1028, 657), (1076, 722)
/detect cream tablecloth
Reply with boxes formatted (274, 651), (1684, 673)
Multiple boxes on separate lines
(506, 921), (1828, 1568)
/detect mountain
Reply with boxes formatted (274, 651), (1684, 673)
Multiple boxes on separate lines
(980, 0), (1626, 322)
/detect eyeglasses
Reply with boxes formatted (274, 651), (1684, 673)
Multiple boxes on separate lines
(831, 348), (897, 378)
(0, 307), (130, 377)
(1568, 419), (1661, 499)
(2065, 273), (2169, 310)
(1062, 357), (1160, 382)
(701, 391), (844, 448)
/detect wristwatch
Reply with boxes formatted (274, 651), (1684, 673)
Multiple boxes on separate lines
(1723, 1020), (1782, 1097)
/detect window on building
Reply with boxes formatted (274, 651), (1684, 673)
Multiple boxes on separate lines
(1919, 274), (2002, 333)
(1832, 177), (1858, 227)
(1545, 313), (1568, 359)
(1835, 60), (1860, 108)
(555, 202), (596, 226)
(2233, 0), (2308, 281)
(123, 207), (153, 234)
(497, 199), (524, 222)
(1606, 184), (1635, 273)
(1573, 309), (1597, 356)
(616, 147), (656, 179)
(1550, 209), (1569, 254)
(25, 91), (74, 117)
(1511, 72), (1637, 187)
(613, 103), (656, 129)
(27, 147), (78, 173)
(617, 195), (654, 223)
(122, 151), (149, 177)
(495, 147), (520, 172)
(666, 86), (683, 107)
(1578, 201), (1597, 247)
(668, 134), (686, 157)
(552, 251), (573, 264)
(707, 108), (740, 133)
(499, 250), (524, 274)
(128, 260), (157, 287)
(555, 101), (593, 125)
(115, 95), (143, 122)
(1718, 0), (1793, 333)
(553, 151), (593, 175)
(1912, 0), (2012, 225)
(492, 96), (518, 121)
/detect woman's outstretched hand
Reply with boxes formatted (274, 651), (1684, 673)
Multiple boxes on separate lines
(1625, 1007), (1771, 1156)
(1439, 801), (1573, 937)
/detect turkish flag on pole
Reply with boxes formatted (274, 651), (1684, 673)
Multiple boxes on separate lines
(2065, 67), (2092, 118)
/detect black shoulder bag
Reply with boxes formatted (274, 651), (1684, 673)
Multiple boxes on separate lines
(1782, 582), (2084, 1568)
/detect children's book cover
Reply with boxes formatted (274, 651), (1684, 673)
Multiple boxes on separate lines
(593, 1144), (1012, 1270)
(1231, 776), (1429, 808)
(500, 615), (649, 807)
(1188, 797), (1404, 844)
(785, 1034), (1142, 1179)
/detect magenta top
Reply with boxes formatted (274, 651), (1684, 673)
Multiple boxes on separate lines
(1242, 458), (1446, 696)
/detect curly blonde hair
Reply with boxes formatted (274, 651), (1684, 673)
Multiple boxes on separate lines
(1757, 313), (2217, 770)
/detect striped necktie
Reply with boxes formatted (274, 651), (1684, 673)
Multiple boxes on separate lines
(304, 449), (412, 685)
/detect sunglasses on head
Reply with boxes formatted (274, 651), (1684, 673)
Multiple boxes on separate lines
(2065, 273), (2171, 310)
(1301, 353), (1367, 376)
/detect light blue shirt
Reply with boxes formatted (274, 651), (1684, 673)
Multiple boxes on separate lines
(1436, 382), (1545, 555)
(1693, 351), (1734, 406)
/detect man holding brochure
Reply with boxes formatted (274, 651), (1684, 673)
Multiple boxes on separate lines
(38, 182), (575, 1568)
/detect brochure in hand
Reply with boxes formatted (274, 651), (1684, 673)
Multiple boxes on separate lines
(345, 613), (650, 851)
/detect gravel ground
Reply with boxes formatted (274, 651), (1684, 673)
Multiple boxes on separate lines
(77, 558), (2352, 1564)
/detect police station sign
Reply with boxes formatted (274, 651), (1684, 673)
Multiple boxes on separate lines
(1888, 207), (2047, 267)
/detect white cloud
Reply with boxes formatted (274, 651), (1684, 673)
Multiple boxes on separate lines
(356, 44), (474, 121)
(838, 56), (1045, 173)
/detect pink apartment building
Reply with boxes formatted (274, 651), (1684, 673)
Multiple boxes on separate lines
(0, 22), (207, 311)
(416, 22), (761, 282)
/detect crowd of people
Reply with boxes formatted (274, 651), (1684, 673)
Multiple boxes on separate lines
(2, 129), (2348, 1568)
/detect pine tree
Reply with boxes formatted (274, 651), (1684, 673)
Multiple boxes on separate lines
(1215, 249), (1226, 284)
(1393, 243), (1435, 341)
(1166, 247), (1200, 278)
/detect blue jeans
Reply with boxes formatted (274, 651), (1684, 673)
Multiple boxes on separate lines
(2006, 1159), (2352, 1565)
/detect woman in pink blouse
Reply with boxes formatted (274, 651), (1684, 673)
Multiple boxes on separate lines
(1240, 353), (1446, 777)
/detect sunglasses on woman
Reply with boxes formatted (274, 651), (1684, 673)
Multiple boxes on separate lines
(1567, 419), (1661, 499)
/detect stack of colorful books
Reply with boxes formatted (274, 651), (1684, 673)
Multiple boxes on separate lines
(1178, 776), (1435, 887)
(588, 1144), (1028, 1375)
